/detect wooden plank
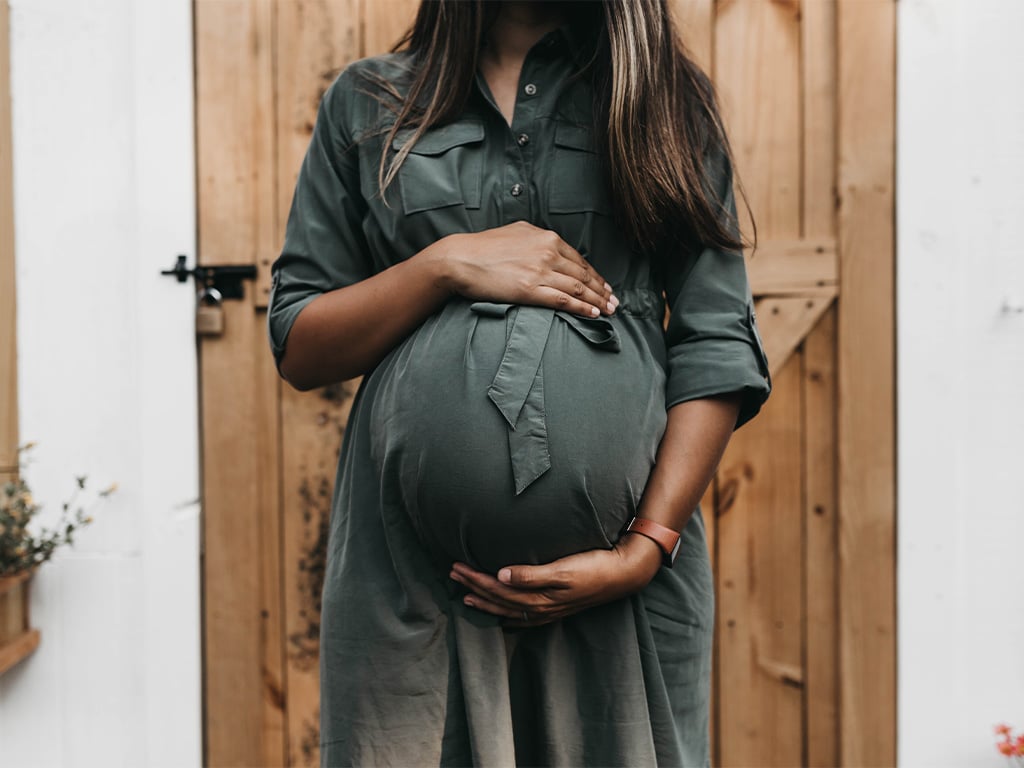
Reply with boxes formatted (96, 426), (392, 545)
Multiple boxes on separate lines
(804, 304), (839, 766)
(715, 0), (802, 242)
(279, 380), (358, 765)
(0, 0), (17, 478)
(274, 2), (361, 763)
(671, 0), (714, 74)
(714, 4), (804, 763)
(800, 5), (839, 760)
(268, 0), (359, 310)
(195, 1), (283, 765)
(803, 0), (838, 239)
(196, 0), (276, 272)
(836, 1), (897, 765)
(754, 294), (836, 391)
(259, 121), (287, 768)
(716, 353), (805, 767)
(258, 350), (287, 768)
(747, 238), (838, 296)
(0, 566), (38, 676)
(0, 629), (40, 676)
(361, 0), (419, 57)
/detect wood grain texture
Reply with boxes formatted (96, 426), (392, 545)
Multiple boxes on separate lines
(360, 0), (419, 57)
(191, 0), (897, 761)
(274, 2), (361, 761)
(747, 238), (838, 296)
(195, 1), (282, 765)
(714, 4), (806, 764)
(802, 0), (838, 239)
(716, 354), (805, 767)
(279, 379), (357, 765)
(0, 567), (39, 675)
(0, 568), (32, 642)
(270, 0), (359, 310)
(0, 0), (16, 477)
(804, 304), (839, 767)
(0, 629), (40, 676)
(259, 344), (287, 768)
(836, 1), (897, 765)
(715, 0), (802, 242)
(755, 294), (836, 380)
(671, 0), (714, 73)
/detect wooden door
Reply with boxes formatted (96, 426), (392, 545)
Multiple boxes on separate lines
(194, 2), (895, 766)
(684, 2), (896, 766)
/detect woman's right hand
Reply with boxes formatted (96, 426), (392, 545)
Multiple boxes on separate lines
(430, 221), (618, 318)
(279, 222), (616, 389)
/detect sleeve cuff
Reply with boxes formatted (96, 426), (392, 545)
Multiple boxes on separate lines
(664, 338), (772, 430)
(267, 292), (319, 375)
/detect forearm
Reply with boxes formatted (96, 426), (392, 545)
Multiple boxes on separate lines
(618, 392), (744, 574)
(277, 222), (616, 390)
(278, 241), (452, 389)
(450, 391), (746, 621)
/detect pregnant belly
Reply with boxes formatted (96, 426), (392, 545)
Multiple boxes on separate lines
(368, 299), (667, 574)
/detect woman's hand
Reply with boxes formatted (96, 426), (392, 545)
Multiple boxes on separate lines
(279, 221), (616, 389)
(449, 530), (663, 627)
(432, 221), (618, 319)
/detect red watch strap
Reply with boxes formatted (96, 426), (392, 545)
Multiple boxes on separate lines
(624, 517), (682, 567)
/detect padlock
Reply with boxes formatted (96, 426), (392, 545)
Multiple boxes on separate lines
(196, 285), (225, 336)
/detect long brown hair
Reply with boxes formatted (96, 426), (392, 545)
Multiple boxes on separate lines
(369, 0), (749, 253)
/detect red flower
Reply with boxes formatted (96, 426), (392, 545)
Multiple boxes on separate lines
(996, 724), (1013, 736)
(998, 741), (1015, 756)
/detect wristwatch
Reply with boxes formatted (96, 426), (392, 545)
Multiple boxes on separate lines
(623, 516), (682, 568)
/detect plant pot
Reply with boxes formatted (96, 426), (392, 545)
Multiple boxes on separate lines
(0, 567), (41, 675)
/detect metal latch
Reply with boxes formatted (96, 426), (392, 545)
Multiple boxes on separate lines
(160, 254), (256, 300)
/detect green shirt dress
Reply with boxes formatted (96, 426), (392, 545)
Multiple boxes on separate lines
(268, 25), (771, 768)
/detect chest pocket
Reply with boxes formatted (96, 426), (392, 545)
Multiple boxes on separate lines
(393, 121), (485, 215)
(549, 122), (612, 216)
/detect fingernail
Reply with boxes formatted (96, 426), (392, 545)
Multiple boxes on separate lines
(610, 293), (619, 308)
(498, 568), (512, 583)
(590, 306), (600, 317)
(603, 282), (612, 293)
(606, 301), (615, 314)
(464, 597), (475, 607)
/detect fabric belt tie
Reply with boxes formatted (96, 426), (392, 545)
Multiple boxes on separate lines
(469, 302), (621, 495)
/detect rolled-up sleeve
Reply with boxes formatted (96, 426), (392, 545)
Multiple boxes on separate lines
(662, 144), (772, 430)
(267, 68), (373, 375)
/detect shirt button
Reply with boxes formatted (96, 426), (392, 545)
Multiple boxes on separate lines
(510, 183), (524, 197)
(524, 83), (537, 96)
(516, 133), (530, 147)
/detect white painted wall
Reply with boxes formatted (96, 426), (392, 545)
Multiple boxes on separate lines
(898, 1), (1024, 766)
(0, 1), (201, 766)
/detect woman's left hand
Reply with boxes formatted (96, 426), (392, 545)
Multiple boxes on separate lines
(449, 531), (664, 627)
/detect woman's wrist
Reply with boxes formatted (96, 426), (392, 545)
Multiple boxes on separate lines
(416, 232), (465, 297)
(617, 530), (664, 590)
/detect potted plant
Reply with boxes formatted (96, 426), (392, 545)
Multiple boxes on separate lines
(0, 442), (115, 675)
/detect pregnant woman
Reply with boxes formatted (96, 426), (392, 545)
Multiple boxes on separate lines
(268, 1), (772, 765)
